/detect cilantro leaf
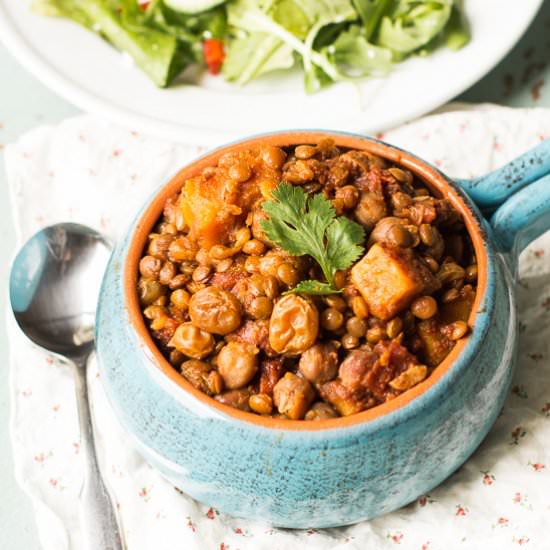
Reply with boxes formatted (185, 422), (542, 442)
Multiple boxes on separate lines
(261, 183), (365, 293)
(284, 280), (339, 296)
(326, 215), (365, 271)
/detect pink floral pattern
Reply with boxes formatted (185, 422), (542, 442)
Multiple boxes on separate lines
(6, 108), (550, 549)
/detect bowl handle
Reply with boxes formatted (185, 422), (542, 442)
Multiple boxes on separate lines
(457, 139), (550, 209)
(486, 174), (550, 255)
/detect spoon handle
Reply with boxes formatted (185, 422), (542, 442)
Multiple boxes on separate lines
(72, 356), (125, 550)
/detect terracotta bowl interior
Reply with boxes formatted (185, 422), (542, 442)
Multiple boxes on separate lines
(124, 132), (488, 431)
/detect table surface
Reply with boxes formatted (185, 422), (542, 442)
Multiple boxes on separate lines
(2, 5), (550, 549)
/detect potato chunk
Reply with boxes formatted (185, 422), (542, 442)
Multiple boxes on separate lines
(350, 243), (439, 320)
(417, 319), (454, 368)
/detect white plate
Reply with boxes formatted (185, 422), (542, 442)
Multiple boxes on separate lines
(0, 0), (543, 145)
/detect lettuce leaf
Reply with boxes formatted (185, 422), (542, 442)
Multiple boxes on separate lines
(32, 0), (209, 86)
(375, 0), (454, 54)
(226, 0), (357, 92)
(352, 0), (392, 39)
(329, 25), (392, 77)
(34, 0), (470, 91)
(223, 32), (294, 84)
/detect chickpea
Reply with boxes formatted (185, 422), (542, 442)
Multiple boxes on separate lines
(411, 296), (438, 320)
(169, 323), (214, 359)
(139, 256), (161, 279)
(273, 372), (316, 420)
(269, 295), (319, 355)
(189, 287), (242, 335)
(321, 307), (344, 331)
(217, 342), (259, 389)
(249, 393), (273, 415)
(298, 342), (339, 384)
(138, 277), (166, 306)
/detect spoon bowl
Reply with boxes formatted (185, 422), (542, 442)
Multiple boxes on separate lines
(9, 223), (111, 358)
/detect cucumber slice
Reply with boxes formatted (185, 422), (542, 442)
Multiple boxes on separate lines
(164, 0), (226, 14)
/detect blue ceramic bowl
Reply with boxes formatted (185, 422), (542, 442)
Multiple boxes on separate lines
(96, 132), (550, 528)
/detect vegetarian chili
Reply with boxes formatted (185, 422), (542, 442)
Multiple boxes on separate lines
(137, 139), (477, 420)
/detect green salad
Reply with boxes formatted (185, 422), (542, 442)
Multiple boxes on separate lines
(34, 0), (469, 92)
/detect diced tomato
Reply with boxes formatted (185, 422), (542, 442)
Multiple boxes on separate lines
(138, 1), (150, 11)
(203, 39), (225, 75)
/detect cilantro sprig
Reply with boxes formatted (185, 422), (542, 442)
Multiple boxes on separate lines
(260, 183), (365, 295)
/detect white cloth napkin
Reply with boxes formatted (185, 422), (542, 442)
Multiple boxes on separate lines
(5, 106), (550, 550)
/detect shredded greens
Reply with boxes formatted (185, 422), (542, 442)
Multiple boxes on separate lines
(260, 183), (365, 295)
(33, 0), (470, 90)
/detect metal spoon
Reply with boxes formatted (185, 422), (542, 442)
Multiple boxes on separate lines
(9, 223), (123, 550)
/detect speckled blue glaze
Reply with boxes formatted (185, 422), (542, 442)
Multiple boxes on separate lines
(458, 138), (550, 209)
(96, 134), (550, 528)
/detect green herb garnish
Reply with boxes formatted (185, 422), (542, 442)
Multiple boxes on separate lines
(261, 183), (365, 295)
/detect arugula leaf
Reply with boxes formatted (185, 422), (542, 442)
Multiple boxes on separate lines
(261, 183), (365, 293)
